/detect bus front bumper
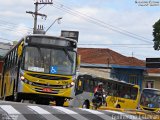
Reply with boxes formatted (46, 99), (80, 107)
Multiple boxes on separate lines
(19, 82), (74, 100)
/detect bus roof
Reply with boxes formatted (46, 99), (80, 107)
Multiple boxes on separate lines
(27, 34), (78, 43)
(143, 88), (160, 91)
(78, 73), (139, 87)
(3, 34), (78, 59)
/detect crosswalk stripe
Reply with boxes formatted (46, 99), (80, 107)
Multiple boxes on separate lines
(0, 105), (27, 120)
(52, 106), (89, 120)
(52, 106), (79, 114)
(0, 105), (21, 114)
(79, 108), (104, 114)
(28, 106), (51, 114)
(105, 110), (142, 120)
(79, 108), (112, 120)
(28, 106), (61, 120)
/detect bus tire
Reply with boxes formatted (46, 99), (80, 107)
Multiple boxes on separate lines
(116, 104), (121, 108)
(56, 98), (64, 106)
(14, 93), (21, 102)
(82, 100), (90, 109)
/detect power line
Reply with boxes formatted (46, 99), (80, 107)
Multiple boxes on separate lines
(55, 1), (151, 41)
(78, 43), (152, 45)
(52, 2), (152, 44)
(0, 37), (13, 42)
(0, 18), (32, 30)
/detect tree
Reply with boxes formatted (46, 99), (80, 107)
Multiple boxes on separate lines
(153, 19), (160, 50)
(12, 41), (18, 46)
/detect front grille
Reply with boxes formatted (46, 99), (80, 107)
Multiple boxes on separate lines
(27, 73), (70, 80)
(143, 107), (156, 111)
(32, 82), (63, 89)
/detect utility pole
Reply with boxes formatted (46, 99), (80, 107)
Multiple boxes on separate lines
(26, 0), (53, 34)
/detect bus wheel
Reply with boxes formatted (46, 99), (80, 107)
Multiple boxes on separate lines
(14, 93), (21, 102)
(56, 98), (64, 106)
(82, 100), (90, 109)
(116, 104), (121, 108)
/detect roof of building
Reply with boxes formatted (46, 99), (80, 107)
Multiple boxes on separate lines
(78, 48), (145, 67)
(146, 68), (160, 73)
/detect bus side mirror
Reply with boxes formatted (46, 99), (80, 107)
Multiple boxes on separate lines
(18, 42), (24, 57)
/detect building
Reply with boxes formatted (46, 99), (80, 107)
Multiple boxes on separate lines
(143, 68), (160, 89)
(0, 42), (12, 58)
(78, 48), (146, 89)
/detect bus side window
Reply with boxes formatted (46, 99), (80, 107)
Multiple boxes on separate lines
(103, 81), (107, 91)
(118, 84), (124, 98)
(84, 79), (90, 92)
(124, 87), (131, 99)
(89, 80), (94, 93)
(108, 82), (113, 96)
(131, 87), (138, 100)
(113, 83), (118, 96)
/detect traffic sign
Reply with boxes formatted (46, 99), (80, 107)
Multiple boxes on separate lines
(50, 66), (57, 74)
(146, 58), (160, 68)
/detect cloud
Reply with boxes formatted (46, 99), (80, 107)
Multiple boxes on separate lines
(0, 0), (159, 59)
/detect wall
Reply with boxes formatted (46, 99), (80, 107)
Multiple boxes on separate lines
(143, 75), (160, 89)
(111, 68), (144, 89)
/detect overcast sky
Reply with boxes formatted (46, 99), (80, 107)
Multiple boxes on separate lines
(0, 0), (160, 60)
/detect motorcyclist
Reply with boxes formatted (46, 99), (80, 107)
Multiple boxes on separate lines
(93, 82), (106, 106)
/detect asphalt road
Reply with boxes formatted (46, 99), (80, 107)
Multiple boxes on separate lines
(0, 101), (151, 120)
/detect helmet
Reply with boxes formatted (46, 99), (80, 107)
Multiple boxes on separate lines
(98, 82), (103, 86)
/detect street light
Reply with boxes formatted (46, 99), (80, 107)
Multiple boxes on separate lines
(45, 17), (62, 33)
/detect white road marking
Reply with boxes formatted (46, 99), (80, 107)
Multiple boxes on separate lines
(28, 106), (61, 120)
(28, 106), (50, 114)
(52, 106), (78, 114)
(0, 105), (21, 114)
(79, 108), (104, 114)
(80, 108), (112, 120)
(105, 110), (142, 120)
(52, 106), (89, 120)
(0, 105), (27, 120)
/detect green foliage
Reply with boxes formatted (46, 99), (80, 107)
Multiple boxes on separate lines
(153, 19), (160, 50)
(13, 41), (18, 46)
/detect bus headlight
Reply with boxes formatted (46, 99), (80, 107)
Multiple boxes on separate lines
(20, 76), (25, 80)
(20, 75), (33, 85)
(63, 85), (67, 89)
(71, 82), (75, 86)
(63, 82), (75, 89)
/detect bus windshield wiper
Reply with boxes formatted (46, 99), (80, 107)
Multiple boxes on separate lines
(63, 48), (73, 63)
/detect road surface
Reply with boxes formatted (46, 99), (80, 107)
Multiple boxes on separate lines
(0, 101), (151, 120)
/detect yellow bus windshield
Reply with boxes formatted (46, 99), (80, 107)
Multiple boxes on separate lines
(23, 46), (76, 75)
(140, 89), (160, 108)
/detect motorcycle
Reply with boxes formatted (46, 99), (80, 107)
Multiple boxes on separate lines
(92, 93), (107, 109)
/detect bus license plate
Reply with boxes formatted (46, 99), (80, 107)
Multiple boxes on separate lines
(43, 88), (52, 92)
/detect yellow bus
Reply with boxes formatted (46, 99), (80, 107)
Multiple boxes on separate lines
(72, 74), (140, 109)
(0, 33), (79, 106)
(140, 88), (160, 112)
